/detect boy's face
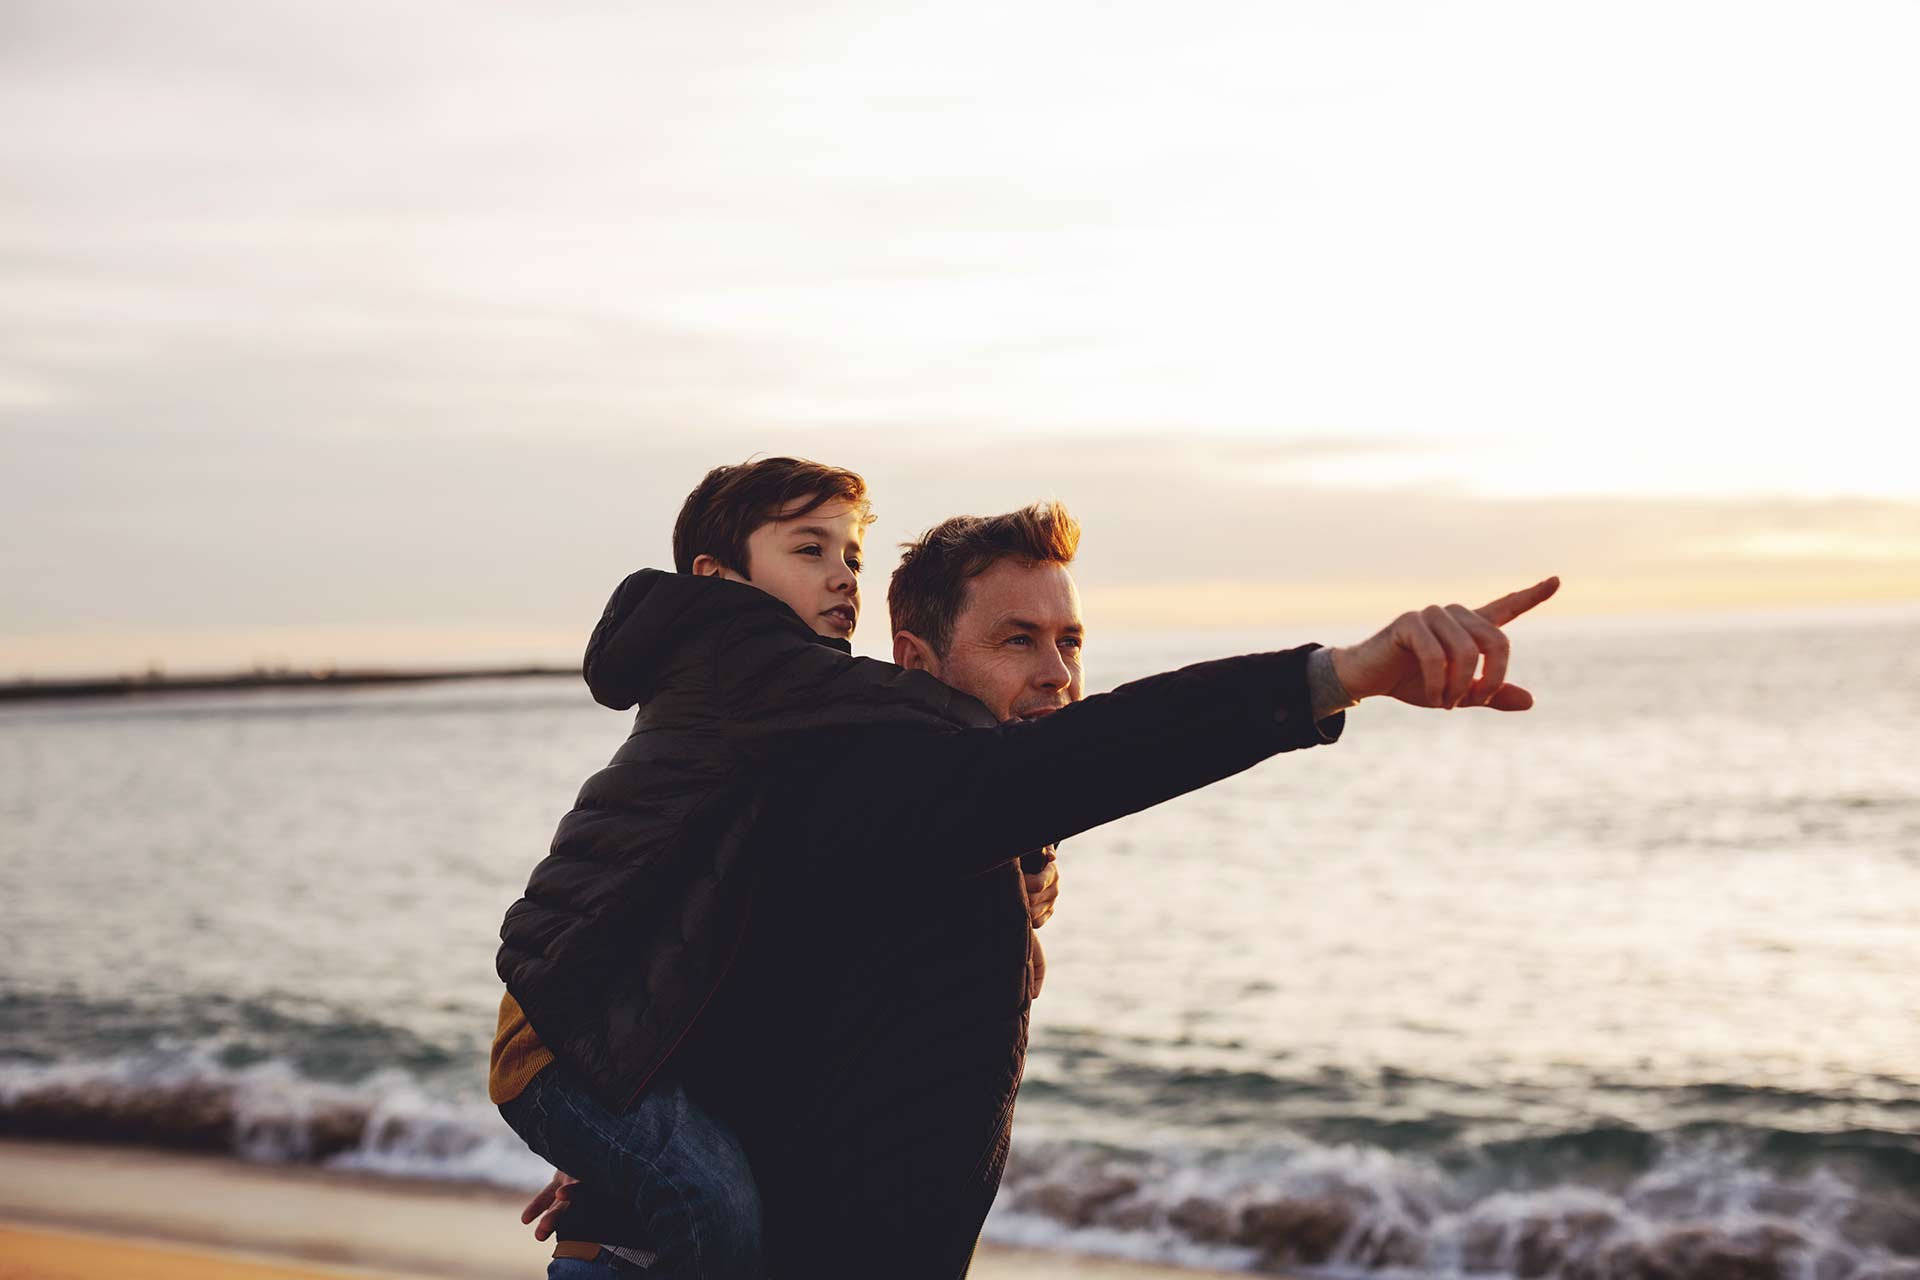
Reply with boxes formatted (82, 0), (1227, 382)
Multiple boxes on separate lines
(694, 496), (866, 639)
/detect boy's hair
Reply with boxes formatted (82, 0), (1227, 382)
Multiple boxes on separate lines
(672, 457), (874, 576)
(888, 501), (1080, 658)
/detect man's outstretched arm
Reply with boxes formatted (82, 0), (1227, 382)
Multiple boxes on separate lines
(813, 643), (1345, 879)
(795, 576), (1559, 880)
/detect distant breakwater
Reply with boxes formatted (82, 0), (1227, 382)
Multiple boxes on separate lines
(0, 665), (576, 704)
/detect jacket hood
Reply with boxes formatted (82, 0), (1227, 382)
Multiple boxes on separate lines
(582, 569), (841, 710)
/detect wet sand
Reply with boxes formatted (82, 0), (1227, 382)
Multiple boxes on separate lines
(0, 1226), (424, 1280)
(0, 1140), (1250, 1279)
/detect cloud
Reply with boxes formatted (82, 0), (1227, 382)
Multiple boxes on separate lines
(5, 0), (1916, 475)
(3, 1), (1917, 673)
(2, 424), (1912, 674)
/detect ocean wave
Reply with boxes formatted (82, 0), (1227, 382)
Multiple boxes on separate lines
(1020, 1041), (1920, 1171)
(989, 1135), (1920, 1278)
(6, 1052), (1918, 1278)
(0, 1051), (546, 1188)
(0, 991), (469, 1083)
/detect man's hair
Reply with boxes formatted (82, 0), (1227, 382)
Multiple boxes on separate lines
(888, 501), (1081, 657)
(672, 457), (873, 576)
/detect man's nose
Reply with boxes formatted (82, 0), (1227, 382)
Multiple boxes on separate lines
(1035, 645), (1071, 689)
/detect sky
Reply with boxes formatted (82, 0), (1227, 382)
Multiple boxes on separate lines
(1, 0), (1915, 675)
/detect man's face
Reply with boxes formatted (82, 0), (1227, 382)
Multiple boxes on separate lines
(910, 558), (1085, 723)
(695, 497), (866, 640)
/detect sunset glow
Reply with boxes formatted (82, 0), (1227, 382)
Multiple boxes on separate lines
(1, 1), (1915, 675)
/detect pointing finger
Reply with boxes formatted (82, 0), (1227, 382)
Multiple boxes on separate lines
(1475, 576), (1561, 628)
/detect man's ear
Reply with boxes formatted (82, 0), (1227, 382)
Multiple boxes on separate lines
(894, 630), (940, 674)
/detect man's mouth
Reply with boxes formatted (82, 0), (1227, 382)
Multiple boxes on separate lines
(1018, 704), (1063, 721)
(821, 605), (856, 632)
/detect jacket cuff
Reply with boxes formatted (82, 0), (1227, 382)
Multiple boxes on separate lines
(1305, 645), (1355, 743)
(1268, 644), (1346, 748)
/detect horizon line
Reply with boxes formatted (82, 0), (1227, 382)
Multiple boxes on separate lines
(5, 594), (1916, 687)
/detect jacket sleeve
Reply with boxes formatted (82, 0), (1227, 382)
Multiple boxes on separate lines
(710, 603), (989, 736)
(786, 644), (1344, 880)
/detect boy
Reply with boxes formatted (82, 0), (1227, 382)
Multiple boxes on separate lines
(493, 457), (1007, 1277)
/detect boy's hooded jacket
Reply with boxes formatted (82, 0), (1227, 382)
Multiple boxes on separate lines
(496, 570), (991, 1110)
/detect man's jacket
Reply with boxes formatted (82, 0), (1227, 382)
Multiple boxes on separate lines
(499, 567), (1347, 1118)
(690, 619), (1349, 1277)
(496, 569), (992, 1110)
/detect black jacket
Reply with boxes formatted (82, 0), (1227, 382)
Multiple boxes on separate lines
(497, 570), (991, 1110)
(498, 567), (1346, 1119)
(701, 634), (1347, 1276)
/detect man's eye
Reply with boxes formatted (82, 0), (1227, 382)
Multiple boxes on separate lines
(1005, 635), (1032, 646)
(1060, 637), (1083, 651)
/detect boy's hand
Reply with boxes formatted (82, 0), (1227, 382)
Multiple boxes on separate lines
(522, 1170), (578, 1241)
(1328, 576), (1559, 710)
(1024, 852), (1059, 929)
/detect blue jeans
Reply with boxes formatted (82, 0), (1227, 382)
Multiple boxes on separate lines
(549, 1255), (649, 1279)
(500, 1065), (763, 1279)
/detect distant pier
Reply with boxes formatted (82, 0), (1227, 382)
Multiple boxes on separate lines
(0, 665), (577, 703)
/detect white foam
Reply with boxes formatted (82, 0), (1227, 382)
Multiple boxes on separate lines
(6, 1054), (1916, 1278)
(0, 1051), (552, 1192)
(986, 1130), (1915, 1279)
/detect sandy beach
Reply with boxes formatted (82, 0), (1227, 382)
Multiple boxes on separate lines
(0, 1140), (1249, 1280)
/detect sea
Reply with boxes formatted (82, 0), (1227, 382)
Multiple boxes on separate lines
(2, 608), (1917, 1279)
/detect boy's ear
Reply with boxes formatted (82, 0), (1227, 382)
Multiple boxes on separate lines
(893, 630), (940, 674)
(690, 554), (728, 579)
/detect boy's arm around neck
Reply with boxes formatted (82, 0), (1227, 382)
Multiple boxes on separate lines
(703, 596), (990, 743)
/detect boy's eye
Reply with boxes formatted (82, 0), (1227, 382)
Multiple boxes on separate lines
(848, 560), (863, 574)
(797, 544), (821, 556)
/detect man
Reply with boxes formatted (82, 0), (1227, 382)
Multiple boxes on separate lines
(525, 500), (1556, 1277)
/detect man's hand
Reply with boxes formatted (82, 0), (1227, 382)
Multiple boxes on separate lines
(522, 1169), (578, 1242)
(1024, 853), (1059, 929)
(1329, 577), (1560, 710)
(1029, 933), (1047, 1000)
